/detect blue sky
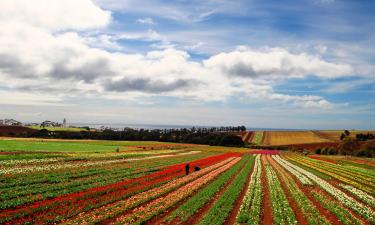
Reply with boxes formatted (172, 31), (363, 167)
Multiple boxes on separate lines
(0, 0), (374, 129)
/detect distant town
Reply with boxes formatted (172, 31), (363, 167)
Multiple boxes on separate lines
(0, 118), (68, 128)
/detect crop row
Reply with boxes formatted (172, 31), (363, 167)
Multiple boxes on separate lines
(278, 155), (374, 223)
(265, 162), (297, 225)
(165, 155), (247, 223)
(311, 190), (363, 225)
(285, 154), (374, 193)
(108, 157), (242, 225)
(252, 132), (263, 145)
(62, 155), (240, 224)
(0, 152), (212, 208)
(236, 155), (262, 225)
(272, 154), (312, 185)
(198, 155), (254, 225)
(0, 153), (237, 224)
(0, 151), (200, 175)
(0, 151), (211, 189)
(339, 184), (375, 207)
(269, 155), (330, 225)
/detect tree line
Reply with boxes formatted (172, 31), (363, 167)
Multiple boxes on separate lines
(22, 126), (247, 147)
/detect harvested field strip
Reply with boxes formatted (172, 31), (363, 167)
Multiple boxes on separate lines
(263, 131), (329, 146)
(265, 160), (297, 225)
(63, 157), (239, 225)
(165, 156), (247, 223)
(0, 153), (234, 224)
(235, 155), (262, 225)
(242, 131), (254, 143)
(252, 131), (263, 145)
(109, 157), (242, 225)
(276, 155), (374, 224)
(285, 155), (374, 193)
(270, 155), (330, 225)
(198, 155), (254, 225)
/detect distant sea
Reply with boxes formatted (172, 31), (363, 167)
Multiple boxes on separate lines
(70, 123), (305, 131)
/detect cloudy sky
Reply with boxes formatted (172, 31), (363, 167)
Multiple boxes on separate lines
(0, 0), (374, 129)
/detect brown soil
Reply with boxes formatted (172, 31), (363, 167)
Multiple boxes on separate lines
(224, 154), (255, 225)
(242, 131), (255, 144)
(260, 156), (273, 225)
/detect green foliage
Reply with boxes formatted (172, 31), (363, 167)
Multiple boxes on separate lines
(199, 155), (254, 225)
(252, 132), (263, 145)
(312, 191), (362, 225)
(265, 165), (297, 225)
(166, 156), (247, 222)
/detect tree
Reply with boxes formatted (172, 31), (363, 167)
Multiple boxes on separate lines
(358, 140), (375, 158)
(338, 139), (361, 156)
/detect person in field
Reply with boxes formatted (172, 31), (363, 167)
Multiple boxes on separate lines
(194, 165), (201, 171)
(185, 163), (190, 175)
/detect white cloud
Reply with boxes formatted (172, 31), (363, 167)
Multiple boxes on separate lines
(136, 18), (155, 25)
(204, 47), (353, 79)
(0, 0), (111, 31)
(0, 0), (356, 110)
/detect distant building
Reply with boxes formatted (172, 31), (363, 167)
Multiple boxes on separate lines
(63, 118), (67, 128)
(41, 120), (61, 127)
(0, 119), (22, 126)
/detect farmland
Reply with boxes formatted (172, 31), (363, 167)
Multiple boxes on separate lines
(0, 138), (374, 225)
(262, 131), (331, 146)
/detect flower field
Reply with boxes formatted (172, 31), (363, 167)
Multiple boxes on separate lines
(0, 138), (374, 225)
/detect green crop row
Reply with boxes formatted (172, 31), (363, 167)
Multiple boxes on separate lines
(165, 155), (247, 223)
(312, 190), (362, 225)
(198, 155), (254, 225)
(236, 155), (262, 225)
(252, 132), (263, 145)
(265, 165), (297, 225)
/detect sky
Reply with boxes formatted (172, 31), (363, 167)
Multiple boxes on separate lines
(0, 0), (374, 129)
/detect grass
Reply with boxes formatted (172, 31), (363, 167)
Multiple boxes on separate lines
(27, 126), (89, 132)
(0, 139), (169, 153)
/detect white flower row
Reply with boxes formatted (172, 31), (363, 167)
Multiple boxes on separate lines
(0, 151), (200, 175)
(274, 155), (374, 223)
(236, 155), (262, 225)
(0, 158), (62, 166)
(272, 155), (312, 185)
(339, 184), (375, 208)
